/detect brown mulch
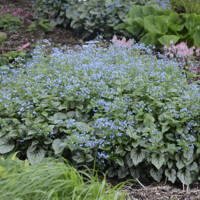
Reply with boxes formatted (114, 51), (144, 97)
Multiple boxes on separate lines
(1, 0), (200, 199)
(0, 0), (83, 55)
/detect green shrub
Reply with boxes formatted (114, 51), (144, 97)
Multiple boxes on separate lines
(32, 0), (146, 39)
(114, 5), (200, 48)
(0, 42), (199, 187)
(0, 156), (129, 200)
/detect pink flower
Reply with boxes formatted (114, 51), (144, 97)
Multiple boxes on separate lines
(21, 17), (24, 22)
(26, 19), (31, 24)
(16, 9), (23, 14)
(112, 35), (133, 47)
(12, 12), (18, 17)
(24, 13), (30, 18)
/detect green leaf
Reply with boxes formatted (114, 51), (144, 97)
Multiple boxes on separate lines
(116, 157), (124, 167)
(150, 168), (163, 182)
(185, 13), (197, 31)
(130, 167), (140, 179)
(183, 150), (194, 161)
(165, 133), (176, 141)
(108, 167), (117, 178)
(0, 138), (15, 154)
(130, 148), (145, 166)
(27, 146), (45, 165)
(53, 112), (67, 120)
(151, 153), (165, 169)
(175, 153), (185, 170)
(144, 15), (168, 35)
(177, 169), (192, 186)
(52, 139), (65, 155)
(76, 122), (91, 133)
(143, 113), (155, 127)
(85, 154), (94, 163)
(114, 23), (126, 30)
(187, 162), (198, 173)
(72, 154), (85, 164)
(167, 160), (173, 169)
(158, 35), (180, 47)
(117, 166), (129, 179)
(165, 168), (176, 183)
(176, 127), (183, 134)
(194, 29), (200, 48)
(140, 32), (158, 46)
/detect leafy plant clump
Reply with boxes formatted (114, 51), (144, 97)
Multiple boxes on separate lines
(114, 5), (200, 48)
(0, 155), (129, 200)
(0, 14), (23, 31)
(32, 0), (147, 39)
(0, 41), (199, 187)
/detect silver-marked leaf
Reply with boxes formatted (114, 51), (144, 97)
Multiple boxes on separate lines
(27, 146), (45, 165)
(0, 138), (15, 154)
(85, 154), (94, 163)
(130, 148), (145, 166)
(183, 149), (193, 161)
(76, 122), (91, 133)
(150, 168), (163, 182)
(175, 153), (185, 170)
(126, 153), (134, 168)
(151, 153), (165, 169)
(165, 168), (176, 183)
(108, 167), (117, 178)
(53, 112), (67, 120)
(130, 167), (140, 179)
(187, 162), (198, 173)
(67, 111), (75, 118)
(177, 169), (192, 186)
(116, 157), (124, 167)
(52, 139), (65, 155)
(167, 160), (173, 169)
(117, 166), (129, 179)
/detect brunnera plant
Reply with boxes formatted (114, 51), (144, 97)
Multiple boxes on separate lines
(0, 41), (199, 188)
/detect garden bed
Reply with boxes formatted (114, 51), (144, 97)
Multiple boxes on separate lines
(0, 0), (200, 199)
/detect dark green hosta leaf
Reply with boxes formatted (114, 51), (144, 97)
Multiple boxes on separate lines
(117, 166), (129, 179)
(144, 15), (168, 35)
(151, 153), (165, 170)
(177, 169), (192, 186)
(150, 168), (163, 182)
(76, 122), (91, 133)
(0, 137), (15, 154)
(27, 146), (45, 165)
(158, 35), (180, 47)
(52, 139), (65, 155)
(140, 32), (158, 46)
(185, 14), (197, 31)
(130, 148), (145, 166)
(194, 29), (200, 48)
(165, 168), (176, 183)
(130, 167), (140, 179)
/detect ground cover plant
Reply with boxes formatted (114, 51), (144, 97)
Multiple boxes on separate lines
(0, 153), (129, 200)
(0, 39), (199, 189)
